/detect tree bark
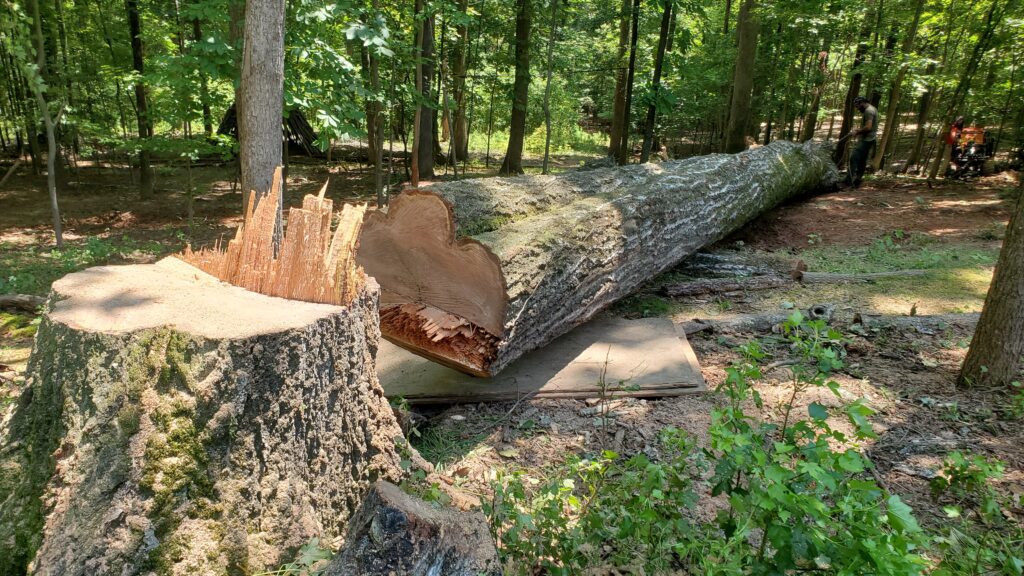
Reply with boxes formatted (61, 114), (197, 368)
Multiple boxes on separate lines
(723, 0), (758, 153)
(237, 0), (285, 240)
(871, 0), (924, 171)
(800, 43), (830, 142)
(126, 0), (154, 198)
(416, 12), (436, 180)
(608, 0), (632, 158)
(640, 0), (673, 163)
(616, 0), (641, 164)
(960, 186), (1024, 387)
(499, 0), (532, 176)
(452, 0), (470, 162)
(357, 140), (838, 376)
(833, 3), (874, 166)
(0, 258), (406, 575)
(903, 62), (935, 173)
(541, 0), (559, 174)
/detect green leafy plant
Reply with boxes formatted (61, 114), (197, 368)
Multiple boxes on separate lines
(698, 312), (927, 575)
(254, 538), (333, 576)
(930, 451), (1023, 576)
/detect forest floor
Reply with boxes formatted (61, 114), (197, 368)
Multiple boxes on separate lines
(1, 152), (1022, 538)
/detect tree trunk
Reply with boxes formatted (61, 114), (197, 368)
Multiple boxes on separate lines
(499, 0), (531, 176)
(370, 0), (385, 206)
(126, 0), (154, 198)
(903, 62), (935, 172)
(616, 0), (642, 164)
(608, 0), (632, 158)
(640, 0), (673, 163)
(723, 0), (758, 153)
(357, 140), (838, 376)
(192, 19), (215, 137)
(833, 3), (874, 166)
(960, 185), (1024, 387)
(417, 13), (436, 180)
(871, 0), (925, 171)
(452, 0), (470, 162)
(238, 0), (285, 242)
(0, 258), (405, 575)
(928, 0), (1005, 181)
(541, 0), (559, 174)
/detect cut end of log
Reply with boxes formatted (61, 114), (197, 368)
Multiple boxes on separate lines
(358, 190), (508, 375)
(178, 167), (368, 306)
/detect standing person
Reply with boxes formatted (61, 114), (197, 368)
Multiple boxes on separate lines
(845, 95), (878, 188)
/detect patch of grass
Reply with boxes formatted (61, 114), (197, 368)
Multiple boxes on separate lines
(0, 311), (38, 340)
(612, 293), (674, 318)
(411, 420), (492, 467)
(0, 236), (166, 296)
(799, 231), (999, 274)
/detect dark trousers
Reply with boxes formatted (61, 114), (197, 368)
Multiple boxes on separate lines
(846, 139), (875, 187)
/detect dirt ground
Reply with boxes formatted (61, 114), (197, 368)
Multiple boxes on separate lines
(1, 156), (1022, 536)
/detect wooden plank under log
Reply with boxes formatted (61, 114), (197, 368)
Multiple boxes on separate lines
(357, 140), (839, 376)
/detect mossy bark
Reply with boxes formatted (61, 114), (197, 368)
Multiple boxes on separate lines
(0, 283), (405, 575)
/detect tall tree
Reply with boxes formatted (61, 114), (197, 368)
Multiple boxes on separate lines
(960, 183), (1024, 387)
(723, 0), (758, 153)
(499, 0), (532, 175)
(871, 0), (925, 171)
(928, 0), (1007, 181)
(417, 11), (436, 180)
(237, 0), (285, 238)
(26, 0), (63, 247)
(541, 0), (560, 173)
(126, 0), (154, 198)
(641, 0), (673, 163)
(800, 44), (830, 141)
(832, 2), (874, 166)
(608, 0), (632, 158)
(451, 0), (470, 162)
(616, 0), (641, 164)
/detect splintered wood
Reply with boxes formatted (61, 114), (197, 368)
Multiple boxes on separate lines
(379, 303), (498, 377)
(178, 168), (368, 306)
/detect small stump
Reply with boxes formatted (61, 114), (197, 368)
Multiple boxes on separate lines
(0, 257), (405, 575)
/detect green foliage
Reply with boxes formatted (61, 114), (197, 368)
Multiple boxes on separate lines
(486, 429), (700, 574)
(485, 313), (929, 574)
(254, 538), (334, 576)
(931, 452), (1024, 576)
(0, 237), (167, 296)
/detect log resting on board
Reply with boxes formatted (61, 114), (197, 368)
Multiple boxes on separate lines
(357, 141), (839, 376)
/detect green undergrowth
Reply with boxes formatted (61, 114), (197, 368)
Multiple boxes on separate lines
(0, 311), (38, 340)
(0, 236), (166, 296)
(799, 230), (999, 274)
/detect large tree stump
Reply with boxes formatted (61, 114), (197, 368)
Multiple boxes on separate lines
(0, 265), (405, 572)
(358, 141), (838, 376)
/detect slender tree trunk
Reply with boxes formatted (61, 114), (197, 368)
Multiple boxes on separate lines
(126, 0), (154, 198)
(186, 19), (213, 137)
(411, 0), (423, 185)
(416, 12), (436, 179)
(541, 0), (559, 174)
(959, 183), (1024, 387)
(27, 0), (63, 247)
(452, 0), (470, 162)
(872, 0), (924, 170)
(641, 0), (673, 163)
(903, 62), (935, 172)
(370, 0), (384, 206)
(724, 0), (732, 34)
(608, 0), (632, 157)
(928, 0), (1005, 181)
(499, 0), (532, 175)
(723, 0), (758, 153)
(237, 0), (285, 245)
(833, 3), (874, 166)
(616, 0), (641, 164)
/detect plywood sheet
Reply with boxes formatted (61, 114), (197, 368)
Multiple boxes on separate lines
(379, 314), (705, 403)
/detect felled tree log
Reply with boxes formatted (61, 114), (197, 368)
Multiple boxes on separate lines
(0, 294), (46, 312)
(0, 182), (405, 575)
(357, 141), (838, 376)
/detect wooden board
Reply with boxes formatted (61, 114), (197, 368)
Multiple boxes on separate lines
(378, 314), (705, 404)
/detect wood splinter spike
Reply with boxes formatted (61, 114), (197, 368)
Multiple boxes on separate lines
(357, 141), (839, 377)
(177, 167), (369, 306)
